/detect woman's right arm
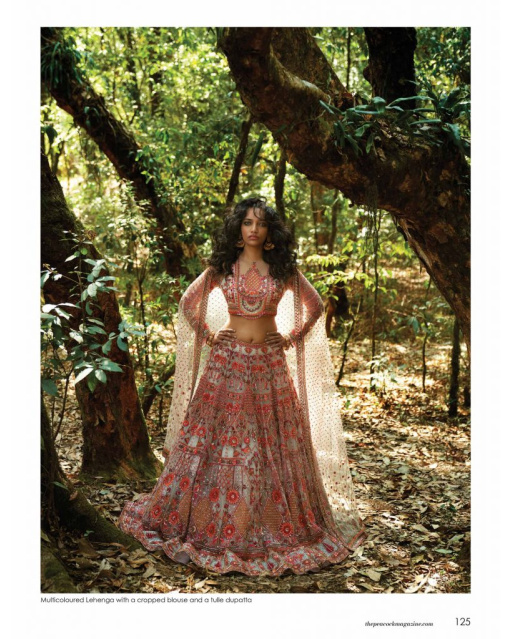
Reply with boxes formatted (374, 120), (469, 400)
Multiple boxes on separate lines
(180, 267), (219, 344)
(285, 270), (324, 347)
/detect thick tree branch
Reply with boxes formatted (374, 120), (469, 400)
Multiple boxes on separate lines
(219, 27), (470, 351)
(41, 27), (190, 276)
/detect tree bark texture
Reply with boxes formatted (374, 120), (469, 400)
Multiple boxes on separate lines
(219, 27), (470, 351)
(41, 394), (141, 556)
(41, 27), (189, 276)
(274, 147), (287, 221)
(448, 317), (461, 417)
(41, 151), (161, 481)
(363, 28), (418, 107)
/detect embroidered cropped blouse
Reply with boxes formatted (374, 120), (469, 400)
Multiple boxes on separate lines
(180, 261), (324, 348)
(219, 259), (286, 319)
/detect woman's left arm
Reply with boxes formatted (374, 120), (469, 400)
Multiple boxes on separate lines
(287, 270), (324, 346)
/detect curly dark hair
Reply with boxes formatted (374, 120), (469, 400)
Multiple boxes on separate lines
(207, 197), (297, 282)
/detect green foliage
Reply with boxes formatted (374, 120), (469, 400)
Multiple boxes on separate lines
(367, 352), (399, 395)
(416, 27), (470, 88)
(303, 211), (400, 307)
(41, 28), (93, 93)
(320, 76), (470, 159)
(313, 28), (372, 96)
(41, 230), (143, 396)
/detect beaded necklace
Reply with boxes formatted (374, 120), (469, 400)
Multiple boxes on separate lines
(236, 259), (270, 316)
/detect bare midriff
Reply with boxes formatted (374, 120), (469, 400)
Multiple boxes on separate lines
(222, 314), (278, 344)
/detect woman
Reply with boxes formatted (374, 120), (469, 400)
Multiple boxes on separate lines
(118, 197), (366, 576)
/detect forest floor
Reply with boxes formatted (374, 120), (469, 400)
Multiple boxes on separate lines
(47, 267), (470, 595)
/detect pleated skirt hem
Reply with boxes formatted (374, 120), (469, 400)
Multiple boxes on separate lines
(119, 504), (366, 576)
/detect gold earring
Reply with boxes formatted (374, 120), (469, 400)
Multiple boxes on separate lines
(264, 239), (275, 250)
(236, 237), (245, 248)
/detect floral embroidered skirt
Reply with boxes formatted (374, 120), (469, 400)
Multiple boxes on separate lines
(117, 338), (364, 576)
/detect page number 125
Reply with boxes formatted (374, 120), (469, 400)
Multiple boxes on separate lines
(456, 618), (471, 626)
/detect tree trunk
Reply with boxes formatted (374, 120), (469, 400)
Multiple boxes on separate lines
(448, 317), (461, 417)
(463, 358), (471, 409)
(346, 29), (352, 91)
(274, 147), (287, 221)
(219, 27), (470, 353)
(336, 297), (362, 386)
(369, 209), (383, 392)
(148, 27), (165, 118)
(310, 181), (329, 251)
(225, 113), (254, 209)
(363, 28), (418, 107)
(41, 150), (161, 481)
(118, 27), (142, 113)
(141, 362), (176, 416)
(327, 189), (339, 254)
(41, 393), (141, 556)
(41, 27), (190, 276)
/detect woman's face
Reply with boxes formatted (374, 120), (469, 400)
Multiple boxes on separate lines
(240, 207), (269, 247)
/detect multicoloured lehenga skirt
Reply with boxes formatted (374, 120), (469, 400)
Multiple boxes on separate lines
(117, 338), (364, 576)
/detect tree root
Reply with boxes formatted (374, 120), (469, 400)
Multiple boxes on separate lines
(41, 538), (79, 593)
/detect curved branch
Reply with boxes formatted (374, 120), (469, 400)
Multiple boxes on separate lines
(41, 27), (189, 276)
(220, 27), (470, 350)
